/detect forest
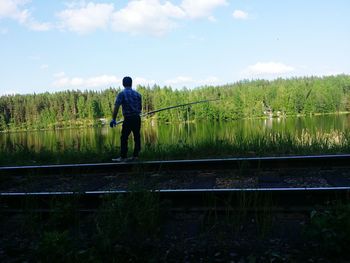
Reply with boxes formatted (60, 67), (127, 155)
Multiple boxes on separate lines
(0, 74), (350, 132)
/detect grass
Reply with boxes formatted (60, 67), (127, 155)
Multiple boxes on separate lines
(94, 191), (162, 262)
(1, 129), (350, 166)
(3, 189), (163, 262)
(2, 186), (350, 262)
(304, 202), (350, 259)
(203, 190), (274, 238)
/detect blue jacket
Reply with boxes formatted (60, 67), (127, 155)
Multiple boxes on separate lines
(115, 88), (142, 117)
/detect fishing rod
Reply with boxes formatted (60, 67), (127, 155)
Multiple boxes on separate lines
(115, 99), (219, 125)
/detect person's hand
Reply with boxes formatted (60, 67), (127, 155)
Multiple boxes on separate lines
(110, 119), (117, 128)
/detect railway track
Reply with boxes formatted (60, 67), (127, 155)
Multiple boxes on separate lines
(1, 154), (350, 176)
(2, 156), (349, 263)
(1, 154), (350, 212)
(1, 187), (350, 212)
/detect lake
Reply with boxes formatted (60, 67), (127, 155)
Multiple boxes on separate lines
(1, 114), (349, 157)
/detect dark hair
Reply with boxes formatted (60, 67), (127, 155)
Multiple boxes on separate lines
(123, 76), (132, 88)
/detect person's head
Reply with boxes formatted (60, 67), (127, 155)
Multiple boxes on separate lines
(123, 76), (132, 88)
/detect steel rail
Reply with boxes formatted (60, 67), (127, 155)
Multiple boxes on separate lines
(1, 187), (350, 212)
(1, 154), (350, 176)
(2, 186), (350, 195)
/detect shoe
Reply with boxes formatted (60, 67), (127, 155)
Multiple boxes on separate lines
(128, 156), (139, 162)
(112, 157), (127, 162)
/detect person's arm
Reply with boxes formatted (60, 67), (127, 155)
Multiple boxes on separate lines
(110, 93), (122, 128)
(110, 104), (119, 128)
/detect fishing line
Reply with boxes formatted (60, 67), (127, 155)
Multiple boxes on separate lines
(115, 99), (219, 125)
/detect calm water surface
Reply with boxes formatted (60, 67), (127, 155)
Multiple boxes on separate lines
(0, 114), (349, 154)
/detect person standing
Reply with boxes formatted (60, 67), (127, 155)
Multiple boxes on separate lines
(110, 76), (142, 161)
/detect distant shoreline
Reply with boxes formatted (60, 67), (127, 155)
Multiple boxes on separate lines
(1, 111), (349, 134)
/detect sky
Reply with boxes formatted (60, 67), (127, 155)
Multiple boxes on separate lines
(0, 0), (349, 95)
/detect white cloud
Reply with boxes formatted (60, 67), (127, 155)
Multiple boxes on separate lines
(165, 76), (194, 86)
(134, 77), (157, 86)
(27, 20), (51, 31)
(0, 0), (29, 22)
(202, 76), (219, 84)
(0, 89), (18, 96)
(1, 0), (229, 36)
(111, 0), (185, 36)
(40, 64), (48, 70)
(53, 74), (120, 88)
(57, 2), (114, 34)
(57, 0), (227, 36)
(53, 71), (65, 78)
(165, 75), (219, 88)
(208, 15), (216, 22)
(4, 73), (221, 95)
(243, 62), (295, 76)
(181, 0), (227, 19)
(324, 70), (345, 76)
(232, 9), (248, 20)
(52, 73), (156, 89)
(0, 0), (51, 31)
(85, 75), (120, 87)
(0, 0), (228, 35)
(64, 0), (91, 9)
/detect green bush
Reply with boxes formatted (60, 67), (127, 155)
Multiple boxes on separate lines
(304, 203), (350, 258)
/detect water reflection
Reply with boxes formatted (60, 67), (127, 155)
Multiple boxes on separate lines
(0, 114), (349, 153)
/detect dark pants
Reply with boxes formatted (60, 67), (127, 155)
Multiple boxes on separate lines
(120, 115), (141, 158)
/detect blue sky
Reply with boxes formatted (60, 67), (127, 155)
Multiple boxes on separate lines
(0, 0), (349, 95)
